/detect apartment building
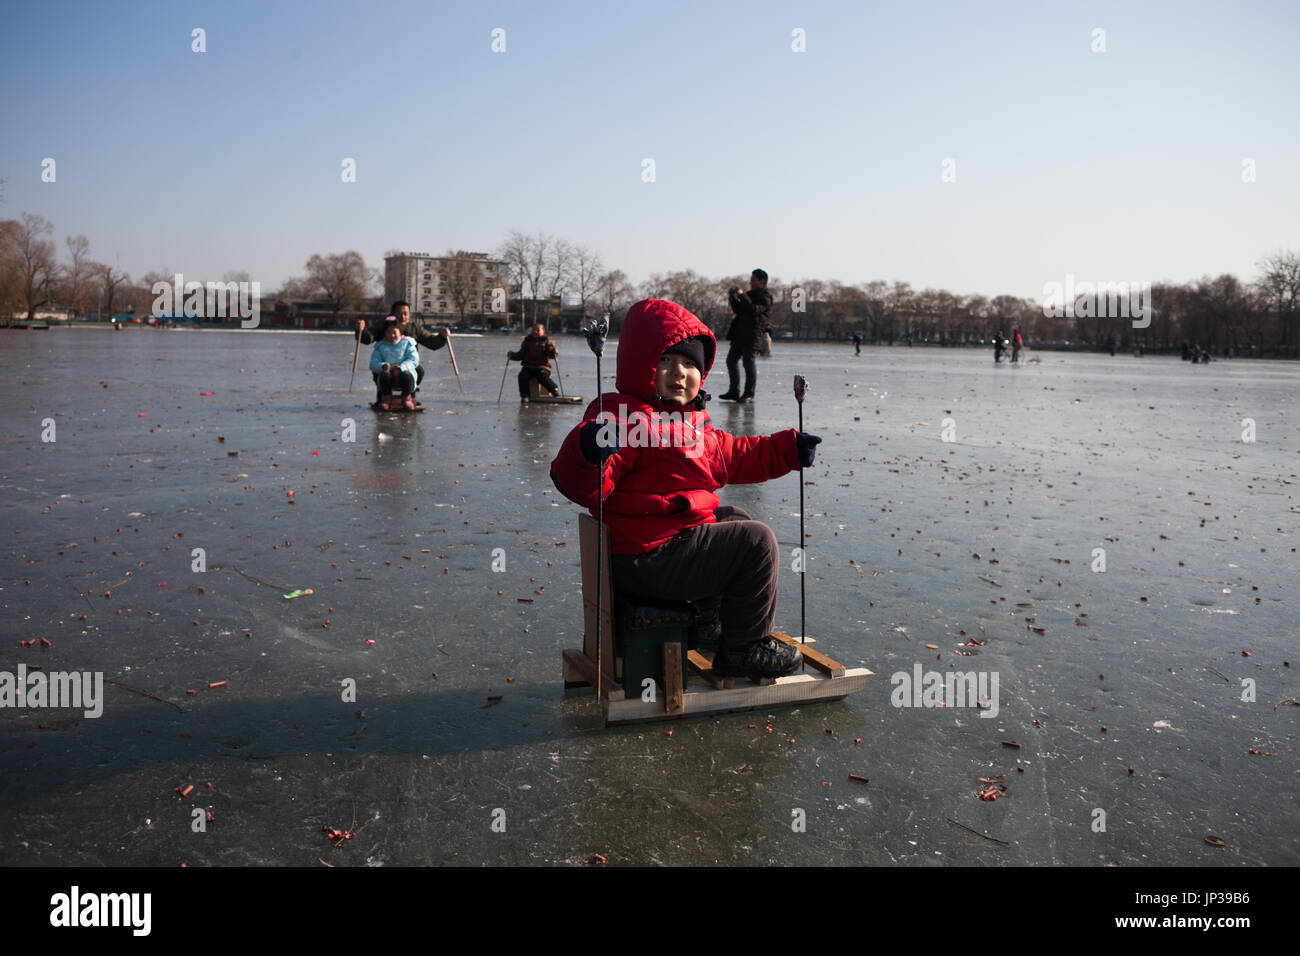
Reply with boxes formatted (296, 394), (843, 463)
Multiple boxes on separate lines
(384, 251), (510, 322)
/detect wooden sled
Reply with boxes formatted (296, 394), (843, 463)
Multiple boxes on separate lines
(527, 378), (583, 405)
(562, 514), (872, 725)
(371, 387), (425, 413)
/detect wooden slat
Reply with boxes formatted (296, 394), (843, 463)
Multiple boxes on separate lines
(771, 630), (844, 678)
(687, 650), (733, 690)
(662, 644), (684, 715)
(561, 648), (624, 701)
(604, 667), (874, 725)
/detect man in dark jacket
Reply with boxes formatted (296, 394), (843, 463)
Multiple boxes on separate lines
(509, 323), (560, 401)
(718, 269), (771, 403)
(356, 301), (448, 387)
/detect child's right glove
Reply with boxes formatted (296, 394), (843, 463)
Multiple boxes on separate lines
(580, 419), (620, 463)
(796, 432), (822, 468)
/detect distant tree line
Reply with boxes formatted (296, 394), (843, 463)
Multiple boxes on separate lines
(3, 210), (1296, 357)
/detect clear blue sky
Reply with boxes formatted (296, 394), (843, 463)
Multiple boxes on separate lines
(3, 0), (1297, 300)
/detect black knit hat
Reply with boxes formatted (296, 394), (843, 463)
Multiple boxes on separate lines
(662, 337), (706, 370)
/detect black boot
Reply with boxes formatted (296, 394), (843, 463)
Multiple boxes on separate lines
(711, 636), (802, 678)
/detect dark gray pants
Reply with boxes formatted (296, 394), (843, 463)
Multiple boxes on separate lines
(519, 366), (558, 398)
(611, 506), (778, 651)
(725, 342), (757, 397)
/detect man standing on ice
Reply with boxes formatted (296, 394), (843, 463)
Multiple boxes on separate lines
(718, 269), (772, 404)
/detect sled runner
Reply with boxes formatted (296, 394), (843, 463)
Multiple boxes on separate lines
(370, 397), (425, 413)
(561, 514), (872, 725)
(526, 379), (583, 404)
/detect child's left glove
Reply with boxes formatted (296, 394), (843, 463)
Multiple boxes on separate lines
(796, 432), (822, 468)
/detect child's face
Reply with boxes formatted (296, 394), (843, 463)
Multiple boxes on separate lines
(655, 354), (701, 406)
(384, 325), (401, 343)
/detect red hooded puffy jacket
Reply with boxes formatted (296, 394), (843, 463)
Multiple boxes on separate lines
(550, 298), (800, 555)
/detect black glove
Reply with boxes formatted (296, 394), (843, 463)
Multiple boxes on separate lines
(796, 432), (821, 468)
(580, 419), (619, 463)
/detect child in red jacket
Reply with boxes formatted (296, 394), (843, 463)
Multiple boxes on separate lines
(550, 299), (821, 679)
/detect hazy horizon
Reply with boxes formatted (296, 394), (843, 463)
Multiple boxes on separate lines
(3, 0), (1297, 302)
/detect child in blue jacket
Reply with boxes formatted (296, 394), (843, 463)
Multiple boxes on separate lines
(369, 319), (420, 409)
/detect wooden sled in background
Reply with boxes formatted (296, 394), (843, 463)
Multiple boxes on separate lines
(526, 378), (583, 404)
(561, 514), (873, 725)
(371, 384), (425, 413)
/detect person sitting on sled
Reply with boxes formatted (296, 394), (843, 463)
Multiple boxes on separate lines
(550, 298), (822, 679)
(369, 318), (420, 410)
(357, 301), (448, 389)
(509, 323), (560, 402)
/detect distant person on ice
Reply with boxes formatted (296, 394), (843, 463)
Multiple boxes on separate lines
(1011, 328), (1022, 364)
(370, 318), (419, 410)
(550, 298), (822, 679)
(993, 331), (1006, 363)
(357, 301), (448, 388)
(510, 323), (560, 402)
(719, 269), (772, 403)
(852, 332), (862, 355)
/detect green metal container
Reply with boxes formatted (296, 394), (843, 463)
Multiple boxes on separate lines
(615, 599), (692, 695)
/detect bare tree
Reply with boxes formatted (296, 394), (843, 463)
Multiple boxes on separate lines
(855, 280), (890, 342)
(0, 219), (21, 324)
(1256, 250), (1300, 354)
(274, 275), (318, 302)
(594, 269), (634, 327)
(641, 270), (729, 333)
(832, 282), (869, 341)
(571, 244), (604, 319)
(497, 230), (530, 328)
(1, 213), (59, 321)
(497, 230), (554, 327)
(304, 251), (375, 319)
(540, 237), (573, 328)
(787, 278), (828, 338)
(98, 262), (131, 320)
(61, 235), (93, 317)
(882, 281), (914, 344)
(132, 268), (172, 319)
(442, 250), (485, 326)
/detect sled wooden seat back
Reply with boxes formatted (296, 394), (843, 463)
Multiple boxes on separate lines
(564, 513), (689, 715)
